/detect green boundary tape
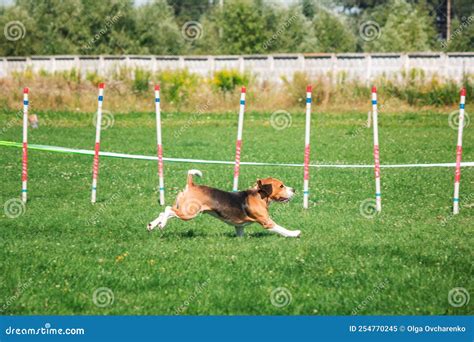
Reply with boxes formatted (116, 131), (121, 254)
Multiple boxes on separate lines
(1, 140), (473, 169)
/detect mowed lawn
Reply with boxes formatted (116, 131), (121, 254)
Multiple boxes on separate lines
(0, 108), (472, 315)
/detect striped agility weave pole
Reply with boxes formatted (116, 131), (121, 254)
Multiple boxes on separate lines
(303, 85), (312, 209)
(91, 83), (105, 203)
(21, 87), (29, 203)
(372, 86), (382, 212)
(232, 86), (246, 192)
(453, 88), (466, 214)
(155, 84), (165, 205)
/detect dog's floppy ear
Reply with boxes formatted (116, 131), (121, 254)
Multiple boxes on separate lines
(257, 180), (273, 199)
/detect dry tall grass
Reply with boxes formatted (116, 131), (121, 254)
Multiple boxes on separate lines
(0, 68), (471, 115)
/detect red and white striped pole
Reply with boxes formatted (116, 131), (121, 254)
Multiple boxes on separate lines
(155, 84), (165, 205)
(21, 87), (29, 203)
(453, 88), (466, 214)
(303, 85), (312, 209)
(232, 86), (246, 192)
(91, 83), (105, 203)
(372, 86), (382, 212)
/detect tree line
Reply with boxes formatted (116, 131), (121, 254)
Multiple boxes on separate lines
(0, 0), (472, 56)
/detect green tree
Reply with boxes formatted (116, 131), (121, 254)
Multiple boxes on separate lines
(360, 0), (437, 52)
(268, 5), (314, 53)
(311, 8), (357, 52)
(301, 0), (316, 19)
(445, 16), (474, 52)
(78, 0), (137, 54)
(337, 0), (466, 43)
(133, 0), (185, 55)
(198, 0), (316, 54)
(166, 0), (214, 25)
(198, 0), (272, 55)
(0, 0), (138, 56)
(15, 0), (87, 54)
(0, 5), (36, 56)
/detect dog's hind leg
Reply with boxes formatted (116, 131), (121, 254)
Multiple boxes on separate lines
(157, 206), (178, 229)
(147, 212), (164, 231)
(148, 189), (206, 231)
(235, 226), (245, 237)
(147, 206), (178, 231)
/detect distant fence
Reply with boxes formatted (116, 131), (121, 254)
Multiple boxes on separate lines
(1, 52), (473, 83)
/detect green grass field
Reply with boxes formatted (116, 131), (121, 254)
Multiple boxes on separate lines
(0, 108), (472, 315)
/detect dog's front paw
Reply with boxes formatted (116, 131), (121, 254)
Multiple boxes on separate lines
(157, 217), (167, 230)
(148, 213), (164, 232)
(291, 230), (301, 238)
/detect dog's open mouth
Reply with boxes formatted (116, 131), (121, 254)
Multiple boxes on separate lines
(276, 197), (290, 203)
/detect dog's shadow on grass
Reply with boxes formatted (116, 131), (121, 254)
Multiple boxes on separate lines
(155, 229), (273, 239)
(239, 231), (273, 238)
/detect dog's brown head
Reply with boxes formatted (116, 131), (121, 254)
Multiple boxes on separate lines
(256, 178), (295, 202)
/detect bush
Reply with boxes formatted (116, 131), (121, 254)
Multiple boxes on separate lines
(112, 66), (133, 82)
(212, 70), (248, 94)
(133, 68), (151, 93)
(282, 72), (310, 106)
(58, 68), (81, 84)
(86, 71), (102, 87)
(382, 70), (473, 106)
(360, 0), (436, 52)
(157, 69), (199, 110)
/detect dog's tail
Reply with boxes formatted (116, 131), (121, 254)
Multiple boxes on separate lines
(187, 169), (202, 186)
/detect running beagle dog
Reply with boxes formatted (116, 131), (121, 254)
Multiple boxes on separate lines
(147, 170), (301, 238)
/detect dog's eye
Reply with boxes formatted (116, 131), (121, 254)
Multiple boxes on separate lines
(280, 185), (284, 188)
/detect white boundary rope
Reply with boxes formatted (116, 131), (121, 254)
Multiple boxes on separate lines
(1, 141), (473, 169)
